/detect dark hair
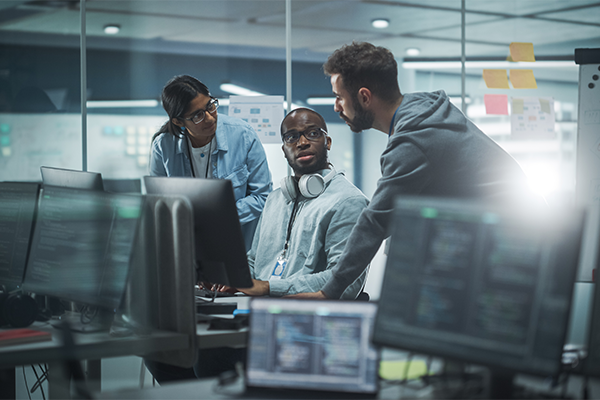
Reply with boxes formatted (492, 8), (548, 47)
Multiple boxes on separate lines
(153, 75), (210, 142)
(323, 41), (401, 104)
(280, 108), (328, 136)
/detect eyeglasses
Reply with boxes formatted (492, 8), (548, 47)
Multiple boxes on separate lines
(182, 98), (219, 124)
(282, 127), (327, 144)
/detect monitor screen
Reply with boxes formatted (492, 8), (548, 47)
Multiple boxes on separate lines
(0, 182), (40, 290)
(40, 166), (104, 191)
(22, 186), (143, 310)
(143, 176), (252, 289)
(246, 298), (379, 395)
(373, 196), (583, 380)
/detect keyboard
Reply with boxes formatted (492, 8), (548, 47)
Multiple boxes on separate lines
(195, 287), (236, 298)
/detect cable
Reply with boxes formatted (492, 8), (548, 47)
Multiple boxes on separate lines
(22, 366), (32, 400)
(30, 364), (48, 395)
(30, 364), (46, 400)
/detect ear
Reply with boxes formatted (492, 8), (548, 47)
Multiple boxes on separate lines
(172, 117), (184, 128)
(325, 135), (332, 151)
(357, 87), (372, 108)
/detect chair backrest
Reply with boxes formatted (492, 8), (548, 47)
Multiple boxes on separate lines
(122, 194), (197, 368)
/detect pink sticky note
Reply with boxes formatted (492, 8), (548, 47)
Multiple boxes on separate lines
(484, 94), (509, 115)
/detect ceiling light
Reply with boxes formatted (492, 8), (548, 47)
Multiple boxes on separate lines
(220, 83), (265, 96)
(87, 99), (159, 108)
(405, 48), (421, 57)
(402, 60), (575, 69)
(371, 19), (389, 29)
(103, 24), (120, 35)
(306, 97), (336, 106)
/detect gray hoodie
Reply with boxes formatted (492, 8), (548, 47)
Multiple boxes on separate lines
(322, 90), (530, 299)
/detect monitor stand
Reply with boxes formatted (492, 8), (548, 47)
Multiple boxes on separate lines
(51, 308), (115, 333)
(488, 369), (516, 399)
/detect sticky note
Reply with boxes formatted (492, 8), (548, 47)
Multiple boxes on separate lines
(484, 94), (509, 115)
(483, 69), (509, 89)
(539, 98), (551, 113)
(509, 42), (535, 62)
(512, 98), (524, 114)
(379, 360), (429, 380)
(510, 69), (537, 89)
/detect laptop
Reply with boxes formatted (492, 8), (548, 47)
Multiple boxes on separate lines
(244, 298), (379, 399)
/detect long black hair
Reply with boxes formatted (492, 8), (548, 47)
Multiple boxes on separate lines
(152, 75), (211, 142)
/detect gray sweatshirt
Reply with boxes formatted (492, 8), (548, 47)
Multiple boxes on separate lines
(322, 90), (530, 299)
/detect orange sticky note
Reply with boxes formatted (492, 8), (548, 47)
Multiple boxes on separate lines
(509, 42), (535, 62)
(484, 94), (509, 115)
(482, 69), (509, 89)
(510, 69), (537, 89)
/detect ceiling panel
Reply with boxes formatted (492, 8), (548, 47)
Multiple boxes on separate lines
(416, 18), (600, 51)
(543, 5), (600, 24)
(462, 0), (600, 16)
(271, 1), (498, 36)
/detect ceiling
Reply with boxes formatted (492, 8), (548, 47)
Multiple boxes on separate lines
(1, 0), (599, 82)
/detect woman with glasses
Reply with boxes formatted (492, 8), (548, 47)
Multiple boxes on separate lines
(150, 75), (272, 251)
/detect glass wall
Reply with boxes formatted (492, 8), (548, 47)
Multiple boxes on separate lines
(1, 0), (596, 204)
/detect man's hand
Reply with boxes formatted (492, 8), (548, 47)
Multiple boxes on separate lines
(238, 279), (270, 296)
(284, 290), (328, 299)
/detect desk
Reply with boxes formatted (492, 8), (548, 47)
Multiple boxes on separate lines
(0, 320), (189, 399)
(195, 295), (249, 349)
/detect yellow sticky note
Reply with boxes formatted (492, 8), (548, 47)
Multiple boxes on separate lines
(512, 98), (524, 114)
(510, 69), (537, 89)
(539, 98), (551, 113)
(379, 360), (428, 381)
(482, 69), (509, 89)
(509, 42), (535, 62)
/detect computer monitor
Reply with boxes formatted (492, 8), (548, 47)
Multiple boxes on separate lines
(103, 178), (142, 194)
(143, 176), (252, 289)
(373, 196), (584, 399)
(246, 298), (379, 396)
(0, 182), (40, 291)
(40, 166), (104, 191)
(22, 186), (143, 327)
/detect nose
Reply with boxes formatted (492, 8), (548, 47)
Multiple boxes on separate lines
(296, 134), (311, 147)
(333, 98), (342, 113)
(204, 110), (216, 124)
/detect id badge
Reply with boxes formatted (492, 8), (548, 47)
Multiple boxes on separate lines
(270, 256), (287, 280)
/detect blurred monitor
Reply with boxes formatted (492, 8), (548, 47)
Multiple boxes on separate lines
(373, 196), (584, 398)
(143, 176), (252, 289)
(22, 187), (143, 323)
(246, 298), (379, 396)
(40, 166), (104, 191)
(103, 178), (142, 194)
(0, 182), (40, 291)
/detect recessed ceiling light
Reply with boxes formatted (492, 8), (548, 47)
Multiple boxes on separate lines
(371, 19), (389, 29)
(103, 24), (120, 35)
(405, 48), (421, 56)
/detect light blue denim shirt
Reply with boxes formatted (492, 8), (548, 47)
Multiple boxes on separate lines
(149, 113), (273, 248)
(247, 170), (369, 299)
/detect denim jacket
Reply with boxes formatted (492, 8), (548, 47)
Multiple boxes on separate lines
(150, 113), (272, 248)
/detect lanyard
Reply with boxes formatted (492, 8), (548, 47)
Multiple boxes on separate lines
(185, 137), (212, 178)
(388, 105), (401, 137)
(282, 196), (301, 258)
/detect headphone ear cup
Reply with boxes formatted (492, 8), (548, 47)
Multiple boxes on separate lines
(280, 176), (298, 202)
(3, 294), (38, 328)
(298, 174), (326, 198)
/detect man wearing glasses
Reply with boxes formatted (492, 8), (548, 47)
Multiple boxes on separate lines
(150, 75), (272, 251)
(219, 107), (369, 299)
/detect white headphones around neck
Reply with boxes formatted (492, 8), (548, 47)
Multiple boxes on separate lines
(280, 167), (336, 201)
